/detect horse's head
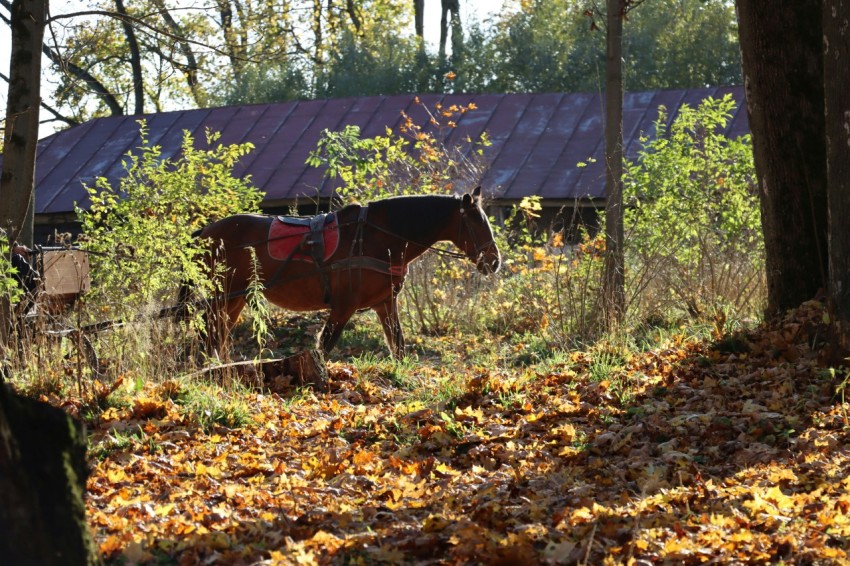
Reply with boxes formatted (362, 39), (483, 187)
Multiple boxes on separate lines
(456, 187), (501, 274)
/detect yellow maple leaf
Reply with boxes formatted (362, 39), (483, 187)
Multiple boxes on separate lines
(154, 503), (174, 517)
(195, 462), (222, 478)
(107, 467), (127, 483)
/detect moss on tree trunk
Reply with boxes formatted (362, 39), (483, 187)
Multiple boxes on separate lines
(0, 386), (98, 565)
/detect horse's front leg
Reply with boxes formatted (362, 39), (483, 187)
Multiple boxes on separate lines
(318, 305), (357, 355)
(373, 297), (404, 359)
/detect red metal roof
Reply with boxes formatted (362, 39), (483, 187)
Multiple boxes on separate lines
(15, 87), (747, 215)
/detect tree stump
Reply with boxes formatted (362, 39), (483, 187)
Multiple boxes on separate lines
(262, 349), (328, 393)
(189, 349), (328, 393)
(0, 387), (98, 564)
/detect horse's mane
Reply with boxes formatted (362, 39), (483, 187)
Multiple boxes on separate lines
(368, 194), (461, 238)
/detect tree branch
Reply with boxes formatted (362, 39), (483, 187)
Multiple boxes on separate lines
(1, 0), (124, 116)
(0, 70), (79, 128)
(149, 0), (203, 105)
(47, 9), (240, 61)
(114, 0), (144, 114)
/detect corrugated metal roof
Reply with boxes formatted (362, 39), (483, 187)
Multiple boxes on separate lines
(14, 87), (747, 215)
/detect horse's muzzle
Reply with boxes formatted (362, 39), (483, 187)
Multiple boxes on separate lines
(477, 252), (501, 275)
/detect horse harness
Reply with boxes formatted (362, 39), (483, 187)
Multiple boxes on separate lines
(258, 201), (493, 306)
(263, 205), (407, 305)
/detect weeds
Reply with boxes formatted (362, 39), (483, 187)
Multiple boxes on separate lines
(89, 428), (140, 461)
(175, 381), (252, 432)
(351, 352), (421, 390)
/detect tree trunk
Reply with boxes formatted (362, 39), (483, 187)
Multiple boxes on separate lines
(345, 0), (361, 31)
(602, 0), (626, 327)
(735, 0), (828, 315)
(115, 0), (144, 115)
(824, 0), (850, 351)
(0, 387), (98, 564)
(414, 0), (424, 39)
(218, 0), (243, 81)
(0, 7), (98, 560)
(0, 0), (45, 249)
(439, 0), (459, 61)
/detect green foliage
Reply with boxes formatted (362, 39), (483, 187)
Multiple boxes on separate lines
(316, 29), (429, 98)
(46, 0), (741, 123)
(455, 0), (741, 94)
(0, 239), (24, 306)
(177, 381), (252, 431)
(624, 95), (763, 320)
(78, 121), (263, 319)
(246, 247), (272, 354)
(216, 64), (311, 106)
(306, 100), (490, 204)
(624, 0), (741, 89)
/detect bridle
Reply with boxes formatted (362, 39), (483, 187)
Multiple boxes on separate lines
(360, 201), (496, 264)
(457, 205), (499, 263)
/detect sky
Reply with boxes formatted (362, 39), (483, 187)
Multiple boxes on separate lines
(0, 0), (507, 139)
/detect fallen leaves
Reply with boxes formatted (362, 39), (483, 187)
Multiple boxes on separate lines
(76, 300), (850, 564)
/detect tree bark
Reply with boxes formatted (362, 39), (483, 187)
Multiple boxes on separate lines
(439, 0), (459, 61)
(824, 0), (850, 350)
(603, 0), (626, 327)
(736, 0), (828, 315)
(0, 8), (99, 560)
(115, 0), (144, 115)
(0, 386), (98, 564)
(0, 0), (45, 249)
(345, 0), (361, 32)
(414, 0), (424, 39)
(218, 0), (244, 80)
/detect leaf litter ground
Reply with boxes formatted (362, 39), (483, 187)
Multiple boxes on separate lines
(73, 300), (850, 564)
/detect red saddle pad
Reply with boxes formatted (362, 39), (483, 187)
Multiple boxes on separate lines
(267, 214), (340, 262)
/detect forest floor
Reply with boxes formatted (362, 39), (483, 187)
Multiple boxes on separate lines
(44, 300), (850, 564)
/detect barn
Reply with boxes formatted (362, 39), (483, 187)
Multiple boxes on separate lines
(12, 86), (747, 244)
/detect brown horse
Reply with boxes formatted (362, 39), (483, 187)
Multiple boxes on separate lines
(185, 187), (501, 358)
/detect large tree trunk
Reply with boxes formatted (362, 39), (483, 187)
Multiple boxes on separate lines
(439, 0), (459, 61)
(0, 387), (98, 564)
(824, 0), (850, 351)
(0, 7), (98, 560)
(1, 0), (45, 351)
(0, 0), (45, 249)
(602, 0), (626, 327)
(736, 0), (828, 315)
(414, 0), (424, 38)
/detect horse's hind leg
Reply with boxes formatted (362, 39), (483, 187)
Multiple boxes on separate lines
(318, 306), (357, 355)
(373, 297), (404, 359)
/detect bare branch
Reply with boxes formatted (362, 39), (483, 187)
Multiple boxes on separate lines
(149, 0), (202, 104)
(0, 71), (78, 128)
(47, 9), (242, 61)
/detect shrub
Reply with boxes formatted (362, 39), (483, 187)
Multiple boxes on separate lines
(306, 97), (490, 204)
(623, 95), (764, 323)
(78, 121), (263, 320)
(74, 122), (263, 378)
